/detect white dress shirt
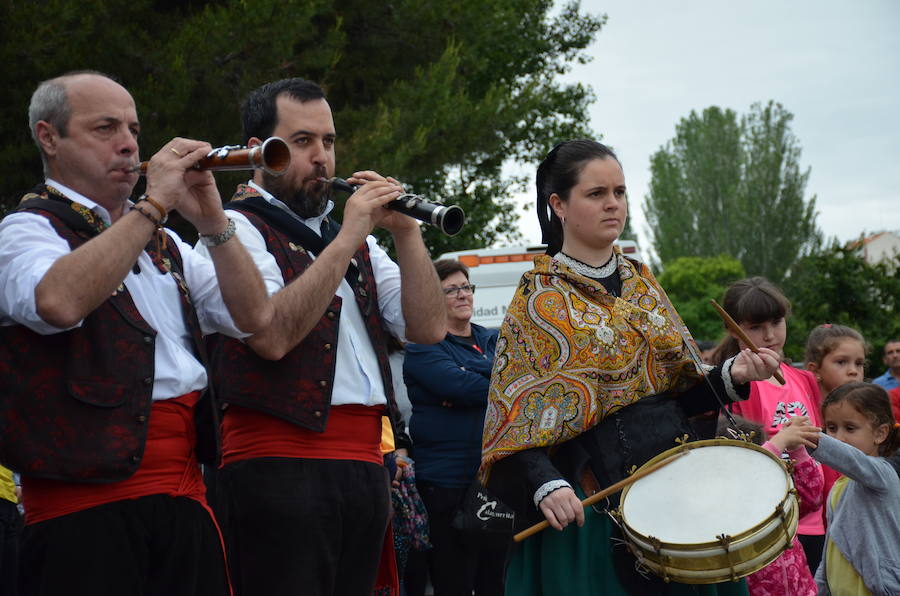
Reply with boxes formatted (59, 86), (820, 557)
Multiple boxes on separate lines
(0, 180), (246, 400)
(195, 181), (406, 407)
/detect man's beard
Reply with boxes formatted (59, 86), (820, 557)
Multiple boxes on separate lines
(262, 169), (331, 218)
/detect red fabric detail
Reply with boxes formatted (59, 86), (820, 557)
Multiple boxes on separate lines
(745, 537), (817, 596)
(22, 392), (206, 525)
(221, 404), (385, 466)
(889, 387), (900, 423)
(372, 523), (400, 595)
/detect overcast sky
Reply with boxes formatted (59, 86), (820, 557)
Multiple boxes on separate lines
(512, 0), (900, 253)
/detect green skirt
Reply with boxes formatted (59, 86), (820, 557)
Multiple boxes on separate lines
(505, 490), (749, 596)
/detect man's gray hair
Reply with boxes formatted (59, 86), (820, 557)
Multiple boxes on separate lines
(28, 70), (111, 174)
(29, 79), (71, 141)
(29, 79), (70, 174)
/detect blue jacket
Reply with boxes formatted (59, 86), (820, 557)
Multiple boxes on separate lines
(403, 324), (498, 488)
(812, 434), (900, 595)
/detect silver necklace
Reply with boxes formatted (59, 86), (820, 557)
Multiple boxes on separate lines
(554, 251), (618, 278)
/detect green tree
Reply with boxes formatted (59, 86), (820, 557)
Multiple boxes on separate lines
(0, 0), (604, 256)
(655, 255), (746, 342)
(644, 102), (821, 282)
(781, 242), (900, 367)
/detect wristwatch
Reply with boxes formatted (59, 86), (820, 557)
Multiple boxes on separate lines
(199, 218), (236, 247)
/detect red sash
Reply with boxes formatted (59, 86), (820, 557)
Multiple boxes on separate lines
(22, 392), (205, 525)
(221, 404), (385, 467)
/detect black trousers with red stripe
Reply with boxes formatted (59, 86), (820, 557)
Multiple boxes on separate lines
(215, 457), (391, 596)
(19, 494), (228, 596)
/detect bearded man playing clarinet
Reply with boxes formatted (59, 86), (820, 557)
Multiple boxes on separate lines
(199, 77), (445, 596)
(0, 71), (274, 596)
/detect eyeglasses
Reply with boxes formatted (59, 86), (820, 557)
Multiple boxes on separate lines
(442, 284), (476, 297)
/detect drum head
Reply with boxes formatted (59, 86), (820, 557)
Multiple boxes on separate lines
(621, 443), (789, 544)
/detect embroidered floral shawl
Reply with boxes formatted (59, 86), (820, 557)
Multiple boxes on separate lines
(479, 248), (704, 480)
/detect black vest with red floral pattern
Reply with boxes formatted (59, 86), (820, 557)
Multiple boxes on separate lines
(209, 187), (409, 446)
(0, 186), (217, 482)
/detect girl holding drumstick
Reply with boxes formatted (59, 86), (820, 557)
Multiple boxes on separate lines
(711, 278), (827, 573)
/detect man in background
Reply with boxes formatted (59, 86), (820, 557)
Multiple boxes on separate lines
(873, 340), (900, 390)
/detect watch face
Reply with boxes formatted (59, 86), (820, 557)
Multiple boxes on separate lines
(202, 218), (236, 247)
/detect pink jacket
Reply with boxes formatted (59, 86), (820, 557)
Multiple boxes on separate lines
(744, 442), (822, 596)
(731, 364), (825, 535)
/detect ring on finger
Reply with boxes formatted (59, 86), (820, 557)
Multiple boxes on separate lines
(170, 147), (183, 157)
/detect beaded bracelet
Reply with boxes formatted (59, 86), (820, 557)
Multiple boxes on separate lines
(132, 202), (161, 226)
(132, 203), (168, 251)
(137, 194), (168, 224)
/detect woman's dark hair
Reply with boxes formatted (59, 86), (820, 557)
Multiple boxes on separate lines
(804, 324), (868, 367)
(433, 259), (469, 282)
(709, 277), (791, 364)
(241, 78), (326, 141)
(536, 140), (621, 256)
(822, 382), (900, 456)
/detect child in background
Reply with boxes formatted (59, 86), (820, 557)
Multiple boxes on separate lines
(804, 324), (867, 398)
(718, 414), (821, 596)
(712, 277), (825, 574)
(804, 324), (869, 507)
(807, 382), (900, 595)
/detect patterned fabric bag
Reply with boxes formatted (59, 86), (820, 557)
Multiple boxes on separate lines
(391, 459), (431, 553)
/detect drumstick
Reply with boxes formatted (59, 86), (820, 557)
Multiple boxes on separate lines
(513, 448), (689, 542)
(710, 299), (785, 386)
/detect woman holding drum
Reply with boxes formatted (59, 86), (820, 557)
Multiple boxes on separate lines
(478, 140), (781, 595)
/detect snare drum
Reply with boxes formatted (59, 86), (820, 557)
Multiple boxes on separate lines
(617, 439), (798, 584)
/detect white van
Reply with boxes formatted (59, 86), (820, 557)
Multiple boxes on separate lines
(438, 240), (642, 328)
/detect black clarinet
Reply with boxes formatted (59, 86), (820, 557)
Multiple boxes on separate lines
(321, 177), (465, 236)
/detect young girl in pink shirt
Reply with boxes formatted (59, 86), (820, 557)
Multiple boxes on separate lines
(712, 277), (825, 574)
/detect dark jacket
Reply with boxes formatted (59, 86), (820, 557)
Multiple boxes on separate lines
(404, 323), (498, 487)
(209, 188), (410, 447)
(0, 190), (214, 482)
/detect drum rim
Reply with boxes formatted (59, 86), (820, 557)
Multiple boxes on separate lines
(624, 495), (798, 555)
(627, 500), (799, 583)
(618, 438), (795, 551)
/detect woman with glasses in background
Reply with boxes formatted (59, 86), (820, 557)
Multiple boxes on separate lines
(403, 259), (508, 596)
